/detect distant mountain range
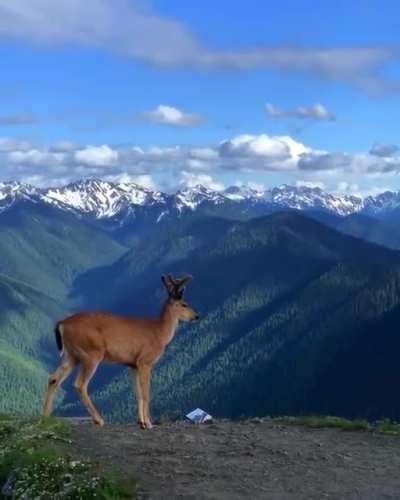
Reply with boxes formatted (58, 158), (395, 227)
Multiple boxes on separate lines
(2, 178), (400, 221)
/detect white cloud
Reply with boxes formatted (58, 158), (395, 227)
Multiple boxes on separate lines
(103, 172), (156, 189)
(2, 134), (400, 193)
(298, 152), (349, 171)
(179, 171), (224, 191)
(129, 174), (155, 189)
(334, 181), (393, 198)
(189, 147), (218, 160)
(265, 102), (335, 121)
(233, 180), (266, 192)
(0, 137), (32, 152)
(50, 140), (77, 153)
(8, 148), (65, 166)
(0, 1), (398, 91)
(139, 105), (205, 127)
(219, 134), (312, 171)
(220, 134), (290, 159)
(296, 180), (326, 190)
(370, 143), (399, 157)
(298, 151), (400, 175)
(74, 145), (118, 167)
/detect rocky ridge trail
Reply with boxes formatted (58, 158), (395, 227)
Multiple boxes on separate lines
(70, 419), (400, 499)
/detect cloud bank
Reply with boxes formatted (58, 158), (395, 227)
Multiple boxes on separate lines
(370, 143), (399, 157)
(0, 133), (399, 191)
(0, 0), (399, 91)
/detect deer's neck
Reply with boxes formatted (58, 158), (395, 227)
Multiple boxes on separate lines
(158, 302), (179, 346)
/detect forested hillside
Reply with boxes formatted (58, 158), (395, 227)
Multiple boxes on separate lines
(0, 201), (127, 413)
(2, 198), (400, 422)
(63, 212), (400, 422)
(308, 211), (400, 251)
(0, 274), (63, 414)
(0, 201), (126, 299)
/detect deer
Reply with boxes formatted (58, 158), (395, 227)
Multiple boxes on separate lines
(42, 274), (199, 429)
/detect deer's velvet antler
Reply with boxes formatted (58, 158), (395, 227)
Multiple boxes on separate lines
(162, 274), (193, 298)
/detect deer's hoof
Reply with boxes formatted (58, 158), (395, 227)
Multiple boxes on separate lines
(138, 420), (153, 430)
(94, 417), (105, 427)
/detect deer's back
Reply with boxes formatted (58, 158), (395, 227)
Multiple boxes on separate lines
(60, 311), (162, 365)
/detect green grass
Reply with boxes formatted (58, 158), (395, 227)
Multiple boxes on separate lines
(375, 419), (400, 436)
(277, 415), (400, 435)
(0, 417), (136, 499)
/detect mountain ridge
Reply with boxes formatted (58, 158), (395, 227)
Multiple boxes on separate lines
(1, 178), (400, 220)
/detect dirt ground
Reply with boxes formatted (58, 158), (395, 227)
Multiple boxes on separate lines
(70, 418), (400, 500)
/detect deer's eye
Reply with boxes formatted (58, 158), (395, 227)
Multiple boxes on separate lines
(182, 304), (188, 308)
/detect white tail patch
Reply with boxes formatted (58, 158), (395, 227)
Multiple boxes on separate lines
(58, 323), (65, 357)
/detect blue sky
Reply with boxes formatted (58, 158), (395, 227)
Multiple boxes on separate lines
(1, 0), (400, 195)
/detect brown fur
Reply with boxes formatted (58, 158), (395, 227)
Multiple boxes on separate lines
(42, 276), (198, 429)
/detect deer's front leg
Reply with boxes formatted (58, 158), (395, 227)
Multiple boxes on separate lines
(132, 368), (144, 428)
(137, 364), (153, 429)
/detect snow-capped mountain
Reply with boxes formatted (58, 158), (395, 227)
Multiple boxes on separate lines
(1, 178), (400, 221)
(0, 181), (39, 212)
(363, 191), (400, 215)
(223, 185), (265, 201)
(264, 185), (364, 216)
(40, 179), (167, 218)
(223, 184), (364, 216)
(174, 185), (226, 211)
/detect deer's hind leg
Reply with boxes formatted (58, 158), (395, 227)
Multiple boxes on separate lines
(43, 354), (76, 417)
(74, 356), (104, 426)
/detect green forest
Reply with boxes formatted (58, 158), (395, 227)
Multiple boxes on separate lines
(2, 201), (400, 422)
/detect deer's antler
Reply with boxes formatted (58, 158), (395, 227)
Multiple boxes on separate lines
(162, 274), (193, 298)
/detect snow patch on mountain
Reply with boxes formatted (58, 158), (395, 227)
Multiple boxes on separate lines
(41, 179), (167, 218)
(363, 191), (400, 214)
(224, 185), (264, 201)
(266, 185), (364, 216)
(223, 184), (364, 216)
(1, 178), (400, 220)
(174, 185), (226, 211)
(0, 181), (38, 212)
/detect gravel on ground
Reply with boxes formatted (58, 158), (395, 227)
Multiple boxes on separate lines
(70, 418), (400, 500)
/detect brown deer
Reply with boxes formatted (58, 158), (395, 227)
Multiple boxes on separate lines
(42, 274), (198, 428)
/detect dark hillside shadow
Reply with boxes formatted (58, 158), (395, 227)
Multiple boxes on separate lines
(306, 305), (400, 420)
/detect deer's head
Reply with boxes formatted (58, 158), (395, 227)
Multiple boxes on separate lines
(161, 274), (199, 322)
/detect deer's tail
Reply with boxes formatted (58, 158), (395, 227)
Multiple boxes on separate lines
(54, 322), (64, 357)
